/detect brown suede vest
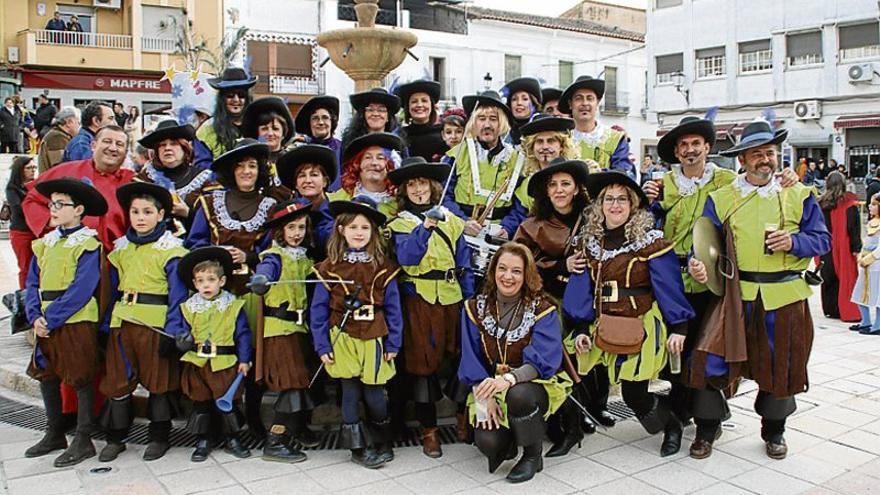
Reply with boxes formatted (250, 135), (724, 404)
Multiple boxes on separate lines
(585, 236), (670, 318)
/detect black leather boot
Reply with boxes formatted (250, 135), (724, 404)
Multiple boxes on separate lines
(546, 401), (584, 458)
(98, 395), (133, 462)
(507, 407), (545, 483)
(660, 415), (683, 457)
(187, 408), (213, 462)
(221, 411), (251, 458)
(262, 424), (307, 463)
(369, 418), (395, 463)
(341, 422), (385, 469)
(191, 437), (211, 462)
(144, 393), (175, 461)
(54, 384), (97, 467)
(26, 380), (67, 458)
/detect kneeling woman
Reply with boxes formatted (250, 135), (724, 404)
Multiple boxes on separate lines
(563, 172), (694, 456)
(459, 242), (572, 483)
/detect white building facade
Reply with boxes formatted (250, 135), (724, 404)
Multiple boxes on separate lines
(647, 0), (880, 176)
(223, 0), (654, 158)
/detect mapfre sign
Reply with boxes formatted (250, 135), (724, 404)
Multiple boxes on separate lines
(22, 70), (172, 93)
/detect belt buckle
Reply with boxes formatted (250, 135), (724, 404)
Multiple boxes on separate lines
(123, 291), (138, 306)
(353, 304), (375, 321)
(233, 263), (250, 276)
(444, 269), (457, 283)
(196, 340), (217, 359)
(602, 280), (619, 303)
(292, 309), (304, 325)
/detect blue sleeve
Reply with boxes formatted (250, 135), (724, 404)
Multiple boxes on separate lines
(255, 253), (282, 281)
(441, 157), (468, 220)
(383, 279), (403, 354)
(43, 249), (101, 330)
(562, 270), (596, 325)
(609, 138), (635, 179)
(192, 139), (213, 170)
(457, 306), (491, 386)
(100, 265), (121, 335)
(789, 194), (831, 258)
(313, 201), (335, 248)
(500, 197), (527, 238)
(163, 258), (188, 337)
(233, 308), (253, 364)
(455, 233), (475, 299)
(64, 138), (92, 162)
(701, 196), (723, 230)
(185, 204), (211, 249)
(392, 225), (432, 265)
(522, 310), (563, 379)
(24, 257), (43, 325)
(310, 282), (332, 356)
(648, 249), (695, 327)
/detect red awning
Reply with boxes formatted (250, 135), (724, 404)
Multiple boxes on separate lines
(834, 114), (880, 130)
(655, 122), (737, 139)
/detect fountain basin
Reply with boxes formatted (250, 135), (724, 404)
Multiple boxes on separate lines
(318, 27), (418, 92)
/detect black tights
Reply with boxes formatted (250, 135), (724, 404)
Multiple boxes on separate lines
(620, 380), (656, 416)
(414, 402), (437, 428)
(474, 383), (548, 459)
(340, 379), (388, 424)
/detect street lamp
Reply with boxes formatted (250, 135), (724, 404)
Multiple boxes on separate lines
(483, 72), (493, 91)
(670, 71), (690, 106)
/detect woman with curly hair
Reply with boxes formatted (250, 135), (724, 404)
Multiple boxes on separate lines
(562, 171), (694, 457)
(818, 171), (861, 322)
(458, 242), (572, 483)
(327, 133), (403, 220)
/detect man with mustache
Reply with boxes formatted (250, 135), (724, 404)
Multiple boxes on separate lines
(688, 117), (829, 461)
(441, 90), (525, 239)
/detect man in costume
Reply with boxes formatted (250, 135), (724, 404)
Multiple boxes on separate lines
(559, 75), (634, 178)
(688, 117), (830, 460)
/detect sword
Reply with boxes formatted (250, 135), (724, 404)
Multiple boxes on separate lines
(426, 101), (481, 221)
(561, 350), (607, 430)
(121, 316), (176, 339)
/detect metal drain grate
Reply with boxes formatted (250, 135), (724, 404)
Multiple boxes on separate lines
(0, 394), (641, 451)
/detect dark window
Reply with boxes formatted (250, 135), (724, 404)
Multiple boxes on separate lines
(786, 30), (823, 66)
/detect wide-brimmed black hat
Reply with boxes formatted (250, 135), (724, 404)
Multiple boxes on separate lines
(342, 132), (402, 163)
(527, 158), (590, 198)
(559, 75), (606, 115)
(504, 77), (543, 106)
(394, 80), (441, 106)
(388, 156), (451, 186)
(207, 67), (257, 90)
(240, 96), (295, 143)
(264, 198), (313, 230)
(328, 196), (387, 227)
(116, 181), (173, 218)
(519, 114), (575, 137)
(541, 87), (563, 105)
(36, 177), (108, 217)
(462, 90), (515, 123)
(211, 138), (271, 175)
(349, 88), (401, 116)
(657, 116), (717, 164)
(276, 144), (338, 190)
(178, 247), (235, 290)
(584, 170), (649, 208)
(138, 120), (195, 149)
(294, 95), (339, 138)
(720, 119), (789, 157)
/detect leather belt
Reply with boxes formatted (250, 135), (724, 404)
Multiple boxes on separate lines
(677, 255), (689, 274)
(121, 291), (168, 306)
(409, 269), (460, 283)
(40, 290), (65, 301)
(738, 270), (802, 283)
(192, 342), (236, 357)
(601, 284), (652, 298)
(264, 305), (304, 324)
(459, 204), (511, 221)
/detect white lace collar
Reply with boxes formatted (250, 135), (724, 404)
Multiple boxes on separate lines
(343, 250), (372, 263)
(572, 122), (612, 147)
(354, 183), (392, 205)
(470, 138), (516, 167)
(466, 138), (524, 202)
(475, 295), (538, 343)
(42, 226), (98, 248)
(734, 174), (782, 198)
(585, 229), (664, 261)
(672, 162), (717, 197)
(112, 230), (182, 252)
(277, 243), (308, 260)
(184, 290), (235, 314)
(211, 189), (276, 232)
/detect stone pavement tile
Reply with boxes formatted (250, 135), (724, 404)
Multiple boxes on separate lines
(633, 461), (718, 494)
(221, 456), (303, 484)
(6, 470), (83, 495)
(146, 446), (217, 476)
(2, 452), (74, 480)
(766, 453), (847, 485)
(728, 466), (815, 495)
(834, 429), (880, 455)
(834, 356), (880, 373)
(838, 396), (880, 415)
(330, 478), (415, 495)
(861, 419), (880, 435)
(379, 447), (443, 476)
(821, 471), (880, 494)
(397, 465), (481, 495)
(245, 471), (325, 495)
(853, 455), (880, 479)
(821, 378), (878, 396)
(804, 372), (837, 385)
(541, 456), (623, 490)
(486, 473), (576, 495)
(676, 450), (760, 481)
(788, 414), (852, 439)
(599, 419), (651, 444)
(802, 441), (877, 469)
(590, 444), (671, 475)
(728, 391), (760, 411)
(0, 439), (50, 462)
(798, 386), (855, 406)
(810, 363), (858, 380)
(582, 475), (668, 495)
(78, 467), (169, 495)
(0, 426), (44, 444)
(690, 482), (757, 494)
(568, 431), (623, 456)
(448, 455), (508, 485)
(437, 443), (482, 465)
(810, 405), (876, 427)
(293, 448), (351, 471)
(629, 434), (689, 461)
(157, 464), (239, 495)
(304, 459), (387, 491)
(850, 353), (880, 367)
(192, 486), (250, 495)
(715, 436), (778, 466)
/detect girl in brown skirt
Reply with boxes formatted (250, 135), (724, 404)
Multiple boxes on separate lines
(386, 157), (475, 457)
(249, 198), (319, 463)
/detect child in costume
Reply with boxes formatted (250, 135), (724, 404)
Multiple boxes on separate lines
(99, 182), (189, 462)
(175, 247), (253, 462)
(852, 193), (880, 335)
(310, 197), (403, 469)
(249, 198), (321, 463)
(24, 177), (108, 467)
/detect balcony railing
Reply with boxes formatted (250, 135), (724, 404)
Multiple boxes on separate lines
(34, 29), (132, 49)
(269, 71), (325, 95)
(141, 37), (176, 53)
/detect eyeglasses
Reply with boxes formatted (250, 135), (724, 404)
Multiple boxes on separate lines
(48, 200), (76, 210)
(603, 195), (630, 205)
(364, 105), (388, 115)
(224, 91), (247, 100)
(310, 115), (331, 122)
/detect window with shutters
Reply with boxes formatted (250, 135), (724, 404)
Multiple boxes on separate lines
(558, 61), (574, 88)
(695, 47), (726, 79)
(505, 55), (522, 82)
(738, 39), (773, 73)
(247, 40), (314, 94)
(839, 22), (880, 61)
(655, 53), (683, 84)
(786, 31), (823, 67)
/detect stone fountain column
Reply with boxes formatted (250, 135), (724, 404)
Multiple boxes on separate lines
(317, 0), (418, 93)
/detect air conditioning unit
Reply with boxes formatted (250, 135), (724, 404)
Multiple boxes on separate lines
(794, 100), (822, 120)
(7, 47), (18, 64)
(848, 63), (875, 83)
(94, 0), (122, 9)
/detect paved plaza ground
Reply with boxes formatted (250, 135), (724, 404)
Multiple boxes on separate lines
(1, 239), (880, 494)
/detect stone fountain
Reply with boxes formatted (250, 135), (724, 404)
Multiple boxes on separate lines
(317, 0), (418, 93)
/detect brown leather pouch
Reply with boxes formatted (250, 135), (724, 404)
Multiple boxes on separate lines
(595, 314), (644, 354)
